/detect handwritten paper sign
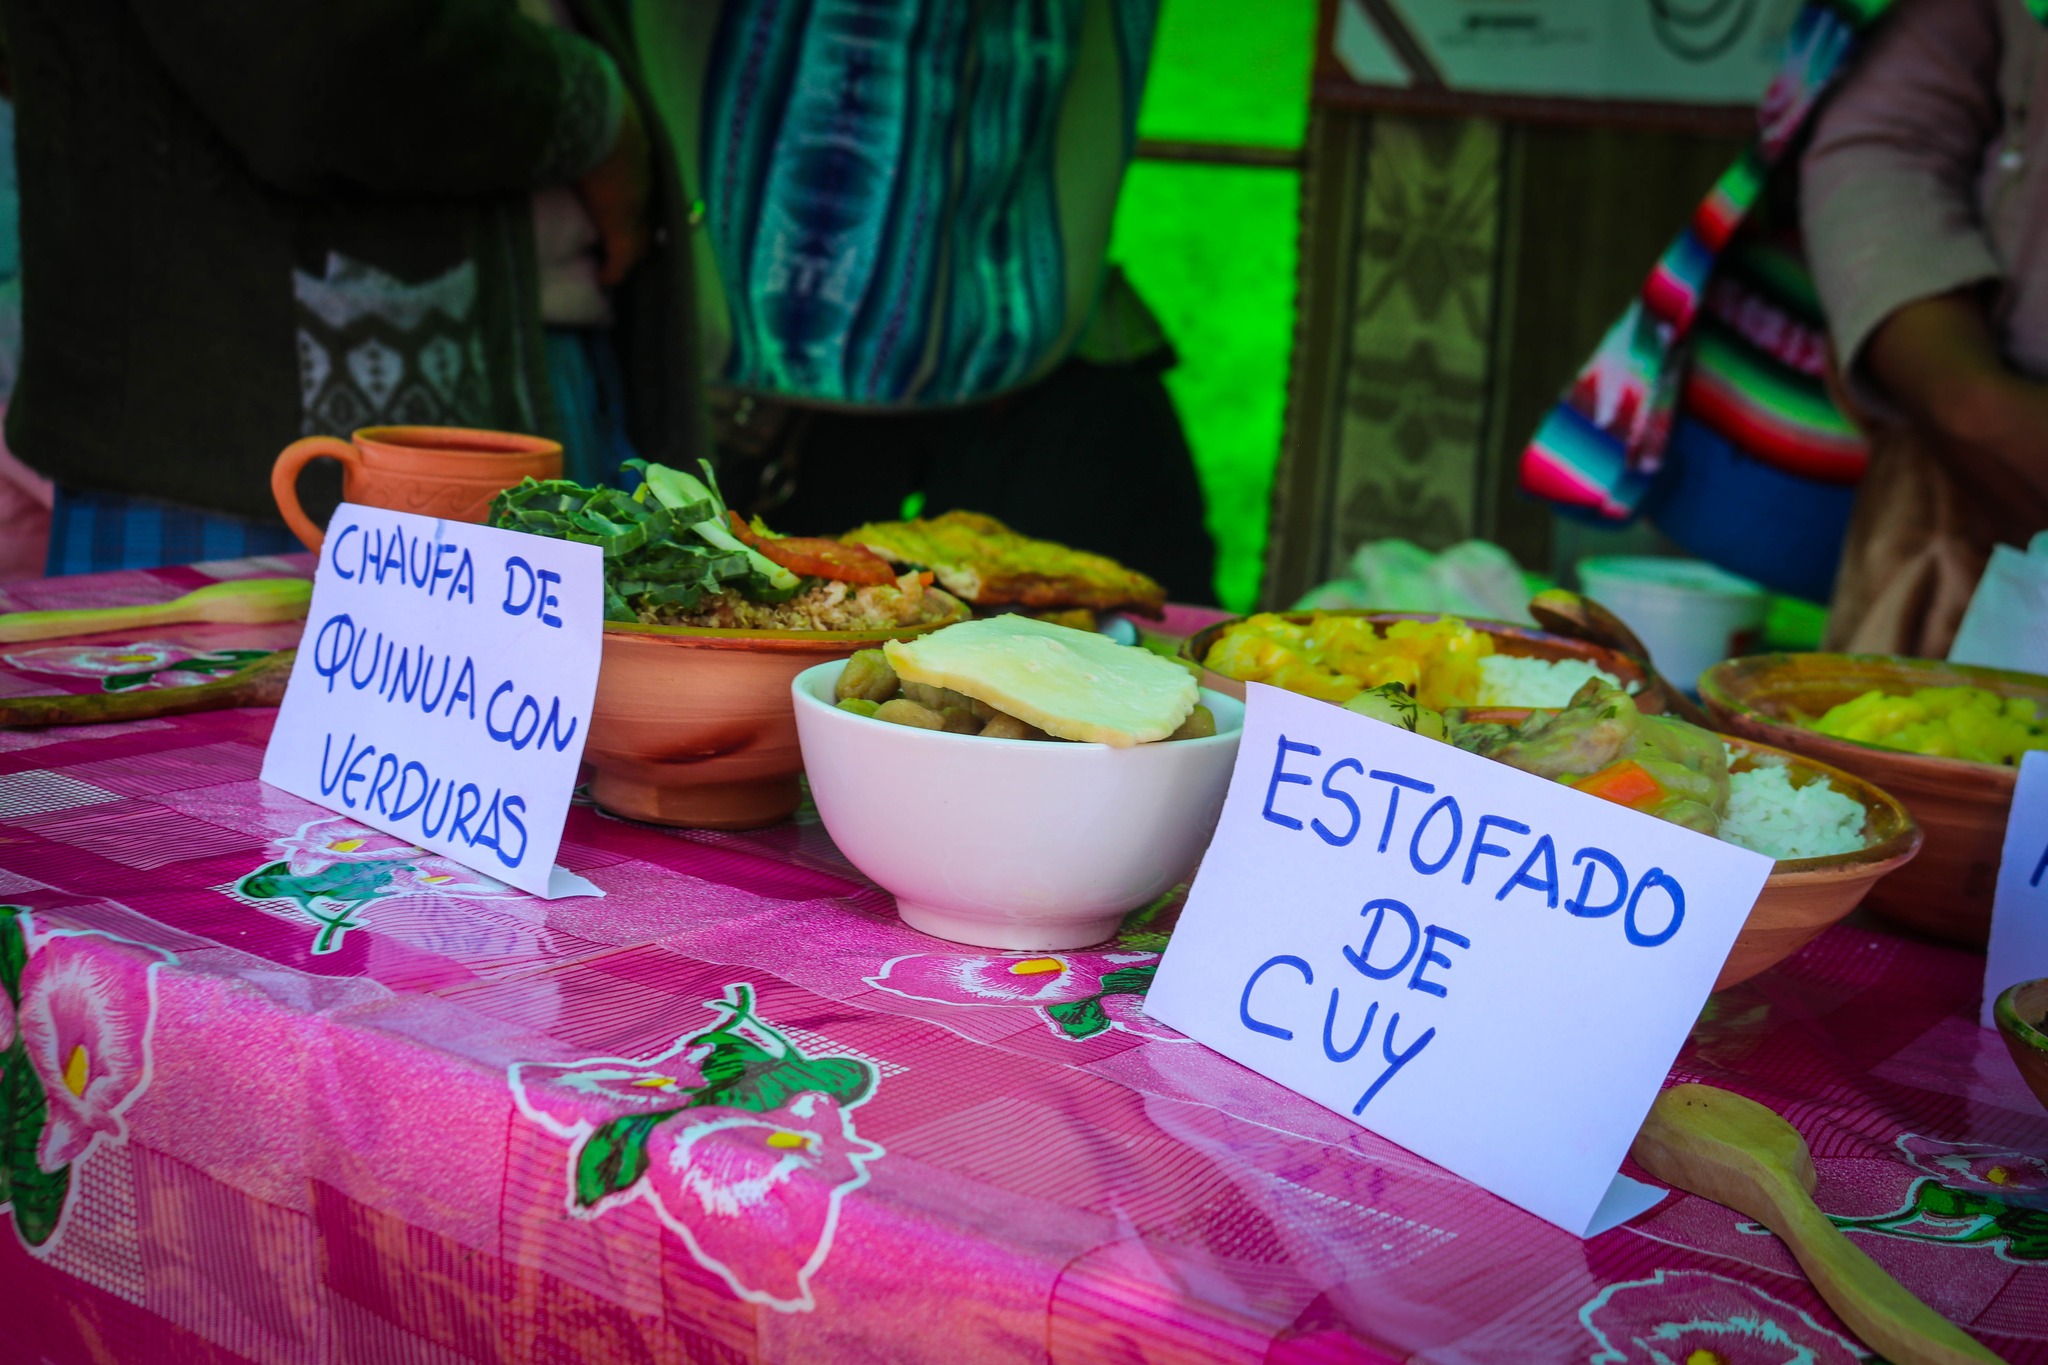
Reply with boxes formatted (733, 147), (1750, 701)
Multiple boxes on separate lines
(1982, 750), (2048, 1028)
(261, 504), (602, 899)
(1145, 683), (1773, 1235)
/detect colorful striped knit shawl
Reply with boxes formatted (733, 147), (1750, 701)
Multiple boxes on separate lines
(698, 0), (1157, 408)
(1519, 0), (2039, 522)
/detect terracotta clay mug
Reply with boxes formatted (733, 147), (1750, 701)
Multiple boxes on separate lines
(271, 425), (561, 553)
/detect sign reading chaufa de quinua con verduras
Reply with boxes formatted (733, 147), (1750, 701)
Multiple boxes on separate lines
(1146, 683), (1773, 1236)
(262, 503), (602, 900)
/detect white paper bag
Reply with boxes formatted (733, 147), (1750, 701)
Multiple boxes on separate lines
(1292, 538), (1535, 622)
(1949, 531), (2048, 676)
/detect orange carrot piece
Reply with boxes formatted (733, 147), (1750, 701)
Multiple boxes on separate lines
(1571, 759), (1664, 808)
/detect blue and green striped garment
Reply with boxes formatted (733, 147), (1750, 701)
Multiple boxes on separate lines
(696, 0), (1158, 406)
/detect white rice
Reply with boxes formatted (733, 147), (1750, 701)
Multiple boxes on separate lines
(1475, 655), (1626, 707)
(1719, 759), (1868, 861)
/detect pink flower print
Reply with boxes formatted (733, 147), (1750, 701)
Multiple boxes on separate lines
(867, 950), (1172, 1042)
(1898, 1135), (2048, 1195)
(383, 854), (507, 898)
(275, 819), (508, 896)
(5, 643), (184, 679)
(509, 985), (885, 1311)
(2, 642), (267, 692)
(244, 816), (517, 954)
(275, 818), (425, 874)
(1581, 1270), (1864, 1365)
(869, 951), (1139, 1007)
(16, 928), (170, 1172)
(644, 1091), (882, 1313)
(509, 1049), (711, 1143)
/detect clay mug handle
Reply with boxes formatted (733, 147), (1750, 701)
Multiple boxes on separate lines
(271, 435), (362, 554)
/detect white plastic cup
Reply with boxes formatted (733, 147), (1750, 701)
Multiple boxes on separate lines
(1576, 556), (1769, 695)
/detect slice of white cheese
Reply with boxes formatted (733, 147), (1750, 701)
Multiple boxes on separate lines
(883, 616), (1198, 746)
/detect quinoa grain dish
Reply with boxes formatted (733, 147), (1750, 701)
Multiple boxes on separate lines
(656, 571), (959, 631)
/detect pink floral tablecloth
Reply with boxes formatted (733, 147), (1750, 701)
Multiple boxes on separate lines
(0, 560), (2044, 1364)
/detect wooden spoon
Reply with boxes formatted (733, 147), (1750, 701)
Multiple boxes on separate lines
(0, 579), (311, 644)
(0, 649), (296, 727)
(1528, 588), (1716, 728)
(1632, 1084), (2006, 1365)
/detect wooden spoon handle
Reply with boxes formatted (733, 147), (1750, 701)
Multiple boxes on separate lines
(0, 650), (296, 727)
(1530, 587), (1653, 659)
(0, 600), (178, 644)
(0, 580), (309, 644)
(1633, 1086), (2006, 1365)
(1761, 1191), (2007, 1364)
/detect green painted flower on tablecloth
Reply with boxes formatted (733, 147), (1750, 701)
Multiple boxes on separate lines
(509, 984), (883, 1313)
(0, 904), (173, 1252)
(2, 642), (270, 693)
(865, 950), (1180, 1042)
(1896, 1134), (2048, 1200)
(1736, 1134), (2048, 1264)
(232, 815), (518, 953)
(862, 892), (1188, 1043)
(1823, 1179), (2048, 1263)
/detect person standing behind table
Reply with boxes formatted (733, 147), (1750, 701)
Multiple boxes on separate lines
(627, 0), (1219, 605)
(520, 0), (661, 488)
(2, 0), (705, 574)
(0, 88), (55, 581)
(1801, 0), (2048, 656)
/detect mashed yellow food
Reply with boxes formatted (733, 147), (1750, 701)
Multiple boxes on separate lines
(1203, 615), (1494, 710)
(1811, 686), (2048, 765)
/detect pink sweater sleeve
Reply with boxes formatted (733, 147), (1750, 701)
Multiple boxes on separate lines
(1799, 0), (2005, 404)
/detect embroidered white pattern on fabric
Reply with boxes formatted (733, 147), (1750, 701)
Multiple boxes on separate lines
(292, 253), (491, 435)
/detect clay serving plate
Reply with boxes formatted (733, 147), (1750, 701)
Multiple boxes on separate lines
(1700, 653), (2048, 947)
(1993, 979), (2048, 1115)
(1180, 610), (1669, 713)
(1455, 706), (1920, 991)
(586, 606), (968, 830)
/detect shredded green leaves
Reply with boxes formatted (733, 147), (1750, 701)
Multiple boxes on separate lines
(489, 464), (807, 623)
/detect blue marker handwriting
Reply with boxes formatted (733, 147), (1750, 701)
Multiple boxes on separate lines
(1260, 732), (1686, 949)
(1225, 724), (1713, 1114)
(1237, 899), (1457, 1114)
(318, 731), (530, 868)
(307, 613), (581, 757)
(328, 519), (479, 604)
(501, 556), (565, 628)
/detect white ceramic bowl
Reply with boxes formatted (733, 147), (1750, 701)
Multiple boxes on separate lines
(792, 660), (1245, 950)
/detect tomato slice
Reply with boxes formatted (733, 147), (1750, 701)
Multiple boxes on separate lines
(727, 512), (899, 585)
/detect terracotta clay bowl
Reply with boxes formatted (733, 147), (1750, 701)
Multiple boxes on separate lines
(586, 609), (966, 830)
(1456, 708), (1920, 991)
(1700, 653), (2048, 947)
(1994, 979), (2048, 1115)
(1181, 610), (1667, 713)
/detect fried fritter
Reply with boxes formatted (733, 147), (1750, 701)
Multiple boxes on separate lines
(841, 510), (1166, 617)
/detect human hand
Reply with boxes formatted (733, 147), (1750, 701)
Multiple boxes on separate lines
(1865, 291), (2048, 516)
(574, 91), (652, 287)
